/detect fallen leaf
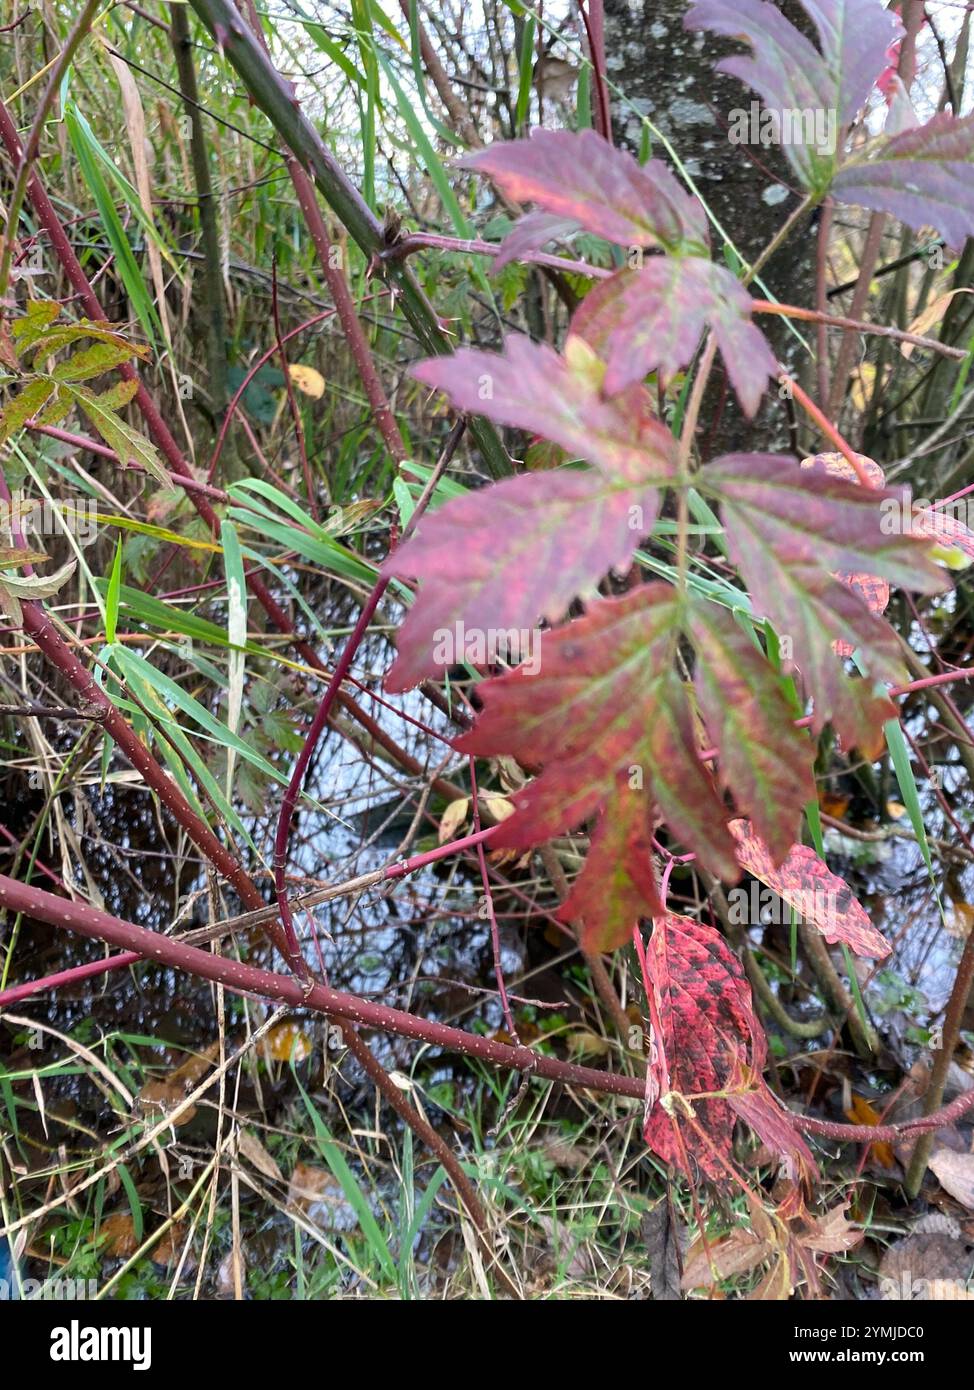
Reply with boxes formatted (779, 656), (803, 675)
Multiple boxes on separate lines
(137, 1077), (197, 1127)
(0, 547), (49, 568)
(288, 363), (325, 398)
(265, 1021), (313, 1063)
(879, 1230), (974, 1299)
(901, 289), (974, 358)
(843, 1094), (897, 1168)
(99, 1211), (139, 1259)
(287, 1162), (358, 1232)
(237, 1129), (284, 1184)
(682, 1227), (773, 1291)
(930, 1148), (974, 1210)
(642, 1200), (685, 1301)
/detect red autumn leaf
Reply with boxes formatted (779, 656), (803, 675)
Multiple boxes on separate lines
(801, 452), (891, 657)
(641, 912), (766, 1181)
(686, 0), (903, 188)
(726, 1057), (818, 1186)
(912, 506), (974, 566)
(704, 452), (945, 754)
(832, 112), (974, 246)
(730, 818), (890, 958)
(813, 448), (974, 568)
(557, 774), (662, 953)
(689, 599), (815, 863)
(802, 451), (886, 491)
(492, 211), (580, 271)
(412, 333), (676, 484)
(572, 257), (776, 416)
(381, 466), (666, 691)
(459, 128), (710, 253)
(388, 335), (677, 691)
(457, 585), (740, 902)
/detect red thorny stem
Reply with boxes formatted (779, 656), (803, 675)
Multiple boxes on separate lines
(579, 0), (613, 146)
(4, 838), (974, 1143)
(0, 824), (500, 1007)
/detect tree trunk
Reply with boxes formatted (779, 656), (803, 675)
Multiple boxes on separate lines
(602, 0), (816, 453)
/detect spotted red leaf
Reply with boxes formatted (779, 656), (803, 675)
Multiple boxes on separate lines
(412, 334), (676, 483)
(689, 599), (815, 863)
(801, 450), (885, 491)
(832, 113), (974, 246)
(381, 466), (667, 691)
(730, 819), (890, 958)
(703, 453), (946, 754)
(457, 585), (740, 893)
(459, 128), (709, 254)
(912, 505), (974, 566)
(572, 258), (776, 416)
(823, 451), (974, 568)
(801, 452), (890, 657)
(641, 912), (766, 1181)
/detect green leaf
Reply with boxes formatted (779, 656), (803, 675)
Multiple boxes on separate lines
(515, 16), (537, 129)
(11, 300), (60, 350)
(0, 556), (76, 601)
(0, 378), (57, 443)
(378, 53), (493, 299)
(70, 381), (170, 486)
(64, 102), (163, 347)
(51, 339), (136, 384)
(110, 645), (279, 785)
(220, 520), (247, 798)
(294, 1077), (397, 1283)
(105, 539), (123, 644)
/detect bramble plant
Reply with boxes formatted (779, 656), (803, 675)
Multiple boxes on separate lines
(3, 0), (974, 1307)
(382, 0), (974, 1183)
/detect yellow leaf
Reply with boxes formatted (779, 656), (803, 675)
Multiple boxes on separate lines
(322, 498), (383, 537)
(438, 796), (469, 844)
(844, 1095), (896, 1169)
(482, 793), (515, 823)
(946, 902), (974, 939)
(901, 289), (974, 358)
(565, 1029), (611, 1057)
(288, 364), (325, 399)
(849, 363), (877, 411)
(265, 1021), (313, 1062)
